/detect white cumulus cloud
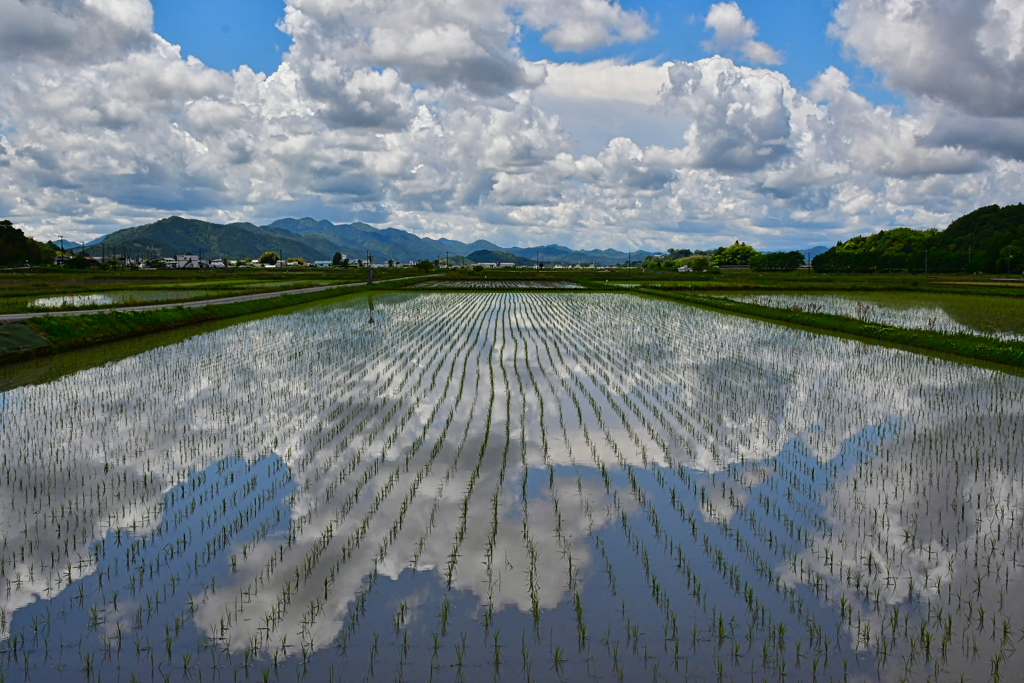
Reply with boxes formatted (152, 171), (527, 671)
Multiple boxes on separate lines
(703, 2), (782, 65)
(0, 0), (1022, 253)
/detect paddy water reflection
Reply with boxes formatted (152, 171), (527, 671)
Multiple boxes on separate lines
(0, 292), (1021, 682)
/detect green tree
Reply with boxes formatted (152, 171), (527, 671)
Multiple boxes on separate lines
(416, 259), (433, 273)
(332, 252), (343, 266)
(65, 254), (95, 270)
(258, 251), (279, 265)
(0, 219), (56, 267)
(749, 251), (805, 271)
(711, 241), (759, 266)
(691, 256), (709, 272)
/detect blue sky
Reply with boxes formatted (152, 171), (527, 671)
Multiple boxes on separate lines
(153, 0), (898, 104)
(151, 0), (292, 75)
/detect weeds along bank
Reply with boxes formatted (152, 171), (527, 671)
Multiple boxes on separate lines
(0, 292), (1021, 682)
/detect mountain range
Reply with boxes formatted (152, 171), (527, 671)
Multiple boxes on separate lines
(83, 216), (654, 266)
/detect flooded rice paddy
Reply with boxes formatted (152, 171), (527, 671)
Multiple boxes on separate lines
(416, 281), (582, 289)
(1, 292), (1022, 682)
(722, 292), (1024, 340)
(29, 290), (215, 309)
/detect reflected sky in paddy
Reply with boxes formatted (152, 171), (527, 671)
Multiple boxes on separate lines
(1, 292), (1021, 681)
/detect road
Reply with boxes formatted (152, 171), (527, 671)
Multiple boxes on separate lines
(0, 275), (430, 323)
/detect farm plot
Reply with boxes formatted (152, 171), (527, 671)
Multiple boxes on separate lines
(722, 292), (1024, 340)
(0, 292), (1021, 682)
(416, 280), (582, 289)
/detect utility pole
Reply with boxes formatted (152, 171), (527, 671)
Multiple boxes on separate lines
(446, 251), (449, 269)
(367, 250), (373, 284)
(925, 248), (928, 276)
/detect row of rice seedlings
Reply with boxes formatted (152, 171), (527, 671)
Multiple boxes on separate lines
(1, 291), (1021, 681)
(513, 294), (662, 679)
(417, 280), (582, 290)
(247, 296), (494, 660)
(0, 296), (483, 671)
(729, 292), (1024, 341)
(531, 292), (1024, 680)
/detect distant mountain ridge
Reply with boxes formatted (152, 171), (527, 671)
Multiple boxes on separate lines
(85, 217), (329, 262)
(87, 216), (654, 265)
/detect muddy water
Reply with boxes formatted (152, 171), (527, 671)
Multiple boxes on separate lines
(0, 292), (1021, 682)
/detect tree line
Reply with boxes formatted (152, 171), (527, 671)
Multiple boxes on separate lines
(644, 241), (806, 272)
(811, 204), (1024, 274)
(0, 220), (56, 267)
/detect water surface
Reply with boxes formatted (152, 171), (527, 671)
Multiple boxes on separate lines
(722, 291), (1024, 339)
(29, 289), (215, 309)
(1, 292), (1021, 682)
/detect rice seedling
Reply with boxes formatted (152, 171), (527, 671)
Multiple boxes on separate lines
(0, 291), (1020, 681)
(416, 280), (583, 290)
(722, 291), (1024, 340)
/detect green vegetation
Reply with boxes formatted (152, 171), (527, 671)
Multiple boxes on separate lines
(724, 290), (1024, 338)
(748, 250), (804, 271)
(86, 216), (330, 261)
(1, 277), (429, 363)
(84, 214), (653, 265)
(0, 220), (56, 267)
(7, 262), (1024, 369)
(258, 251), (280, 265)
(812, 203), (1024, 274)
(466, 249), (535, 266)
(0, 264), (421, 315)
(709, 240), (758, 266)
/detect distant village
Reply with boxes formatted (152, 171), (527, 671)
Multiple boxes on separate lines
(65, 252), (630, 270)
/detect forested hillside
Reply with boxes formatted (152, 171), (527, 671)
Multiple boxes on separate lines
(812, 204), (1024, 273)
(1, 220), (56, 266)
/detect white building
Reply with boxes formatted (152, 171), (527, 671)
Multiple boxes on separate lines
(170, 254), (206, 269)
(677, 265), (692, 273)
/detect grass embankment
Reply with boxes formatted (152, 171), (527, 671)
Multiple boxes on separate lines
(566, 266), (1024, 294)
(1, 279), (423, 364)
(646, 289), (1024, 370)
